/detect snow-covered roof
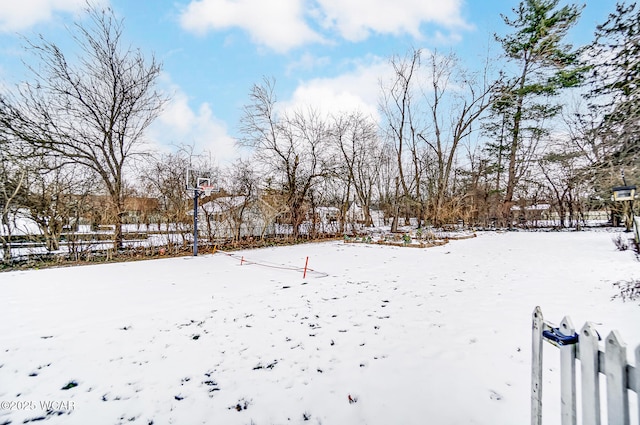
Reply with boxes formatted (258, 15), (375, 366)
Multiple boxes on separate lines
(0, 209), (41, 236)
(510, 203), (551, 211)
(200, 196), (248, 214)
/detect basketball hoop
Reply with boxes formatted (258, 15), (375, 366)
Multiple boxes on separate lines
(199, 185), (219, 197)
(185, 167), (218, 257)
(186, 169), (217, 193)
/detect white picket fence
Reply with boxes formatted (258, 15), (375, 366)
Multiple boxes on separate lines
(531, 306), (640, 425)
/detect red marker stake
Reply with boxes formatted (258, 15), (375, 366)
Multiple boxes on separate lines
(240, 256), (244, 265)
(303, 256), (309, 279)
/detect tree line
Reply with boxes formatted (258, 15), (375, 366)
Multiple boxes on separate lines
(0, 0), (638, 262)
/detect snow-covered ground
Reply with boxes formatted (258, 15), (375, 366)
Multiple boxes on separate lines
(1, 230), (639, 425)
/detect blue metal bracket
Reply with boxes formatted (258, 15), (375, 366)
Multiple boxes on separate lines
(542, 327), (579, 346)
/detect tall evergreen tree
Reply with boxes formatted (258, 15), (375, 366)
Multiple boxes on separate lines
(586, 2), (640, 170)
(495, 0), (583, 225)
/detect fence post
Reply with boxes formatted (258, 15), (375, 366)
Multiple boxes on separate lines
(580, 322), (601, 425)
(559, 316), (577, 425)
(605, 330), (630, 425)
(532, 306), (544, 425)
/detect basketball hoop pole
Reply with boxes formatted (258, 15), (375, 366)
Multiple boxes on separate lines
(193, 188), (199, 256)
(186, 167), (218, 257)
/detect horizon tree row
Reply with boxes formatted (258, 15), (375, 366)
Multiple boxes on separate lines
(1, 0), (639, 262)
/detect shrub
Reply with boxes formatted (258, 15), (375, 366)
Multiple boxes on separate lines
(612, 234), (629, 251)
(612, 279), (640, 302)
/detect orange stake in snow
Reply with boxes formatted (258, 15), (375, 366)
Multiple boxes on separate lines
(240, 256), (244, 265)
(303, 256), (309, 279)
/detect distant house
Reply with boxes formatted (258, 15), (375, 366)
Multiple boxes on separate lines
(346, 202), (365, 223)
(194, 193), (390, 239)
(197, 195), (281, 239)
(1, 195), (161, 235)
(510, 202), (609, 226)
(123, 196), (160, 224)
(510, 203), (551, 220)
(345, 202), (384, 226)
(200, 196), (248, 220)
(0, 209), (41, 236)
(314, 206), (340, 223)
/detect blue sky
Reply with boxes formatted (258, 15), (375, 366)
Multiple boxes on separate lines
(0, 0), (616, 164)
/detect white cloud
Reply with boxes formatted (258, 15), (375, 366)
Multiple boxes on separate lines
(0, 0), (105, 32)
(179, 0), (471, 52)
(179, 0), (323, 53)
(281, 57), (392, 121)
(147, 83), (238, 165)
(316, 0), (470, 41)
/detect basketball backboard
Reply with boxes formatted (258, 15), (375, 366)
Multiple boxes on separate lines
(186, 168), (218, 193)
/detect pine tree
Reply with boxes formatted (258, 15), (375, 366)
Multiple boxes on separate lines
(586, 2), (640, 170)
(495, 0), (583, 226)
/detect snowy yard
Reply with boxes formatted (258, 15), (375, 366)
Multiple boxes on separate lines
(1, 230), (639, 425)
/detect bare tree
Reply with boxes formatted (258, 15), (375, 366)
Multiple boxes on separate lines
(19, 157), (92, 252)
(379, 49), (423, 230)
(329, 115), (355, 233)
(375, 141), (399, 226)
(141, 151), (192, 252)
(0, 5), (166, 250)
(0, 135), (26, 264)
(331, 112), (381, 227)
(417, 50), (497, 226)
(240, 78), (329, 239)
(379, 48), (497, 228)
(220, 159), (259, 242)
(560, 103), (623, 223)
(538, 150), (585, 228)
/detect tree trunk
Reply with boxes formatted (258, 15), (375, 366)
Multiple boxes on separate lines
(114, 209), (124, 251)
(391, 177), (400, 232)
(0, 217), (10, 264)
(291, 201), (303, 240)
(502, 100), (523, 227)
(363, 204), (373, 227)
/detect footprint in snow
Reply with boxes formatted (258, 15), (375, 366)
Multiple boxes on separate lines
(489, 390), (503, 401)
